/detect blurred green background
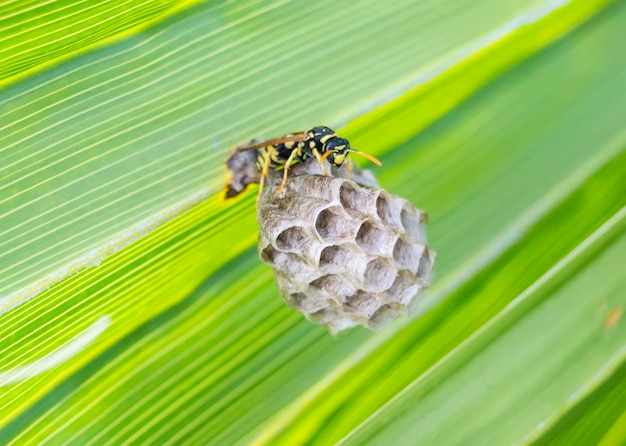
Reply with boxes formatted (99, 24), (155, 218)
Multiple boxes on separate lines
(0, 0), (624, 444)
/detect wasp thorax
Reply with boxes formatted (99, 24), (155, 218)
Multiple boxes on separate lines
(255, 160), (434, 333)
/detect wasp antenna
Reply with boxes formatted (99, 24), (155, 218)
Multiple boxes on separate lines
(350, 150), (382, 166)
(319, 150), (335, 162)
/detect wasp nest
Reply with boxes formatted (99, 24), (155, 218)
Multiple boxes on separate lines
(227, 152), (434, 333)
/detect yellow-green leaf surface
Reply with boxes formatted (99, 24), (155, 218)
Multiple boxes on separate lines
(343, 219), (625, 445)
(0, 0), (608, 307)
(0, 0), (197, 88)
(533, 360), (626, 445)
(1, 0), (625, 443)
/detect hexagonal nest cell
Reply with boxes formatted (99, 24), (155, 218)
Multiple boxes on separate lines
(368, 303), (405, 330)
(343, 291), (380, 318)
(315, 207), (358, 241)
(363, 258), (396, 293)
(376, 191), (399, 226)
(339, 182), (375, 214)
(309, 274), (356, 302)
(356, 220), (395, 255)
(393, 236), (422, 273)
(276, 226), (311, 251)
(386, 270), (421, 306)
(401, 203), (427, 241)
(319, 244), (350, 268)
(252, 157), (434, 333)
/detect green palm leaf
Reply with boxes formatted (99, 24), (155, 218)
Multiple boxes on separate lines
(1, 0), (624, 444)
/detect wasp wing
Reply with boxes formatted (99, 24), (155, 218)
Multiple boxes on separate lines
(237, 132), (308, 151)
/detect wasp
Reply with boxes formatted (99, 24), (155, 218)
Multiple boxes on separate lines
(237, 126), (382, 198)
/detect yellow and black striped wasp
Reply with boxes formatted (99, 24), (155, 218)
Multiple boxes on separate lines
(237, 126), (382, 198)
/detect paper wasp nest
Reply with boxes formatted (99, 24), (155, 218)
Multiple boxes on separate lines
(228, 152), (434, 333)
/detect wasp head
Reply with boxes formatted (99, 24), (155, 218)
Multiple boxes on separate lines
(322, 137), (351, 167)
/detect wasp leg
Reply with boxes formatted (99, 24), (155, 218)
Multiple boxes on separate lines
(277, 149), (299, 195)
(312, 149), (328, 176)
(257, 152), (272, 205)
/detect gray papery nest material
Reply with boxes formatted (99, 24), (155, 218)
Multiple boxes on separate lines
(227, 151), (434, 334)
